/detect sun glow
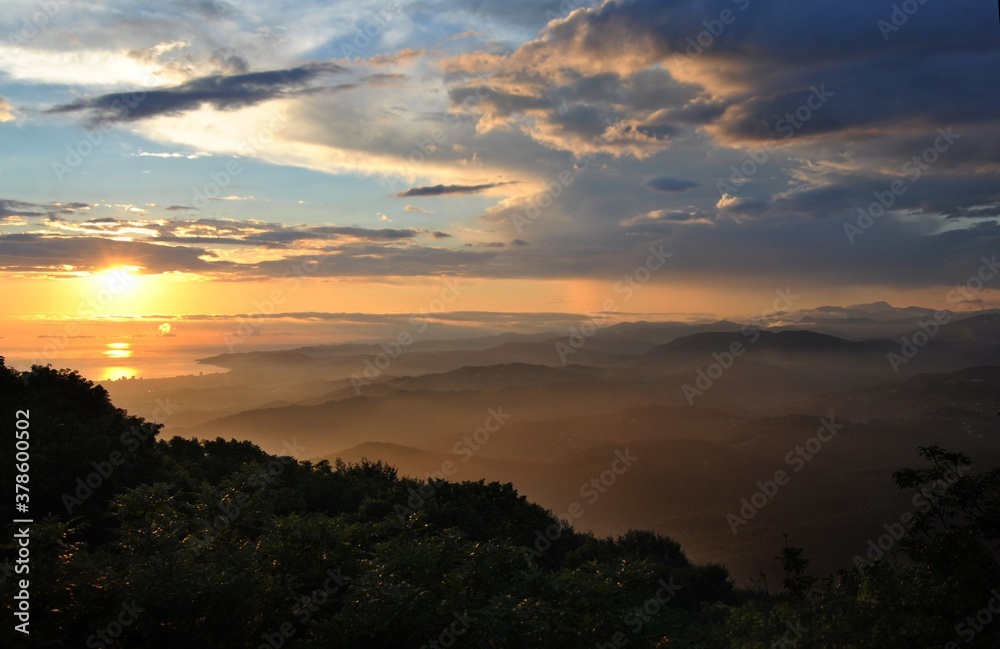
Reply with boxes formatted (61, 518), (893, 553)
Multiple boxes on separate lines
(82, 265), (163, 315)
(91, 265), (142, 293)
(101, 366), (138, 381)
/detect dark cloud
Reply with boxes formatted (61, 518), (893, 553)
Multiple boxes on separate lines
(396, 182), (518, 197)
(35, 215), (435, 247)
(306, 226), (419, 240)
(731, 173), (1000, 222)
(46, 63), (347, 123)
(164, 205), (196, 211)
(3, 209), (997, 289)
(207, 48), (250, 75)
(0, 199), (46, 220)
(447, 0), (1000, 157)
(644, 176), (698, 192)
(0, 199), (89, 221)
(0, 233), (229, 274)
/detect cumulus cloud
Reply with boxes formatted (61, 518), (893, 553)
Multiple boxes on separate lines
(0, 97), (13, 122)
(2, 0), (998, 299)
(443, 0), (1000, 159)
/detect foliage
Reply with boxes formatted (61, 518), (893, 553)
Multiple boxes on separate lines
(1, 358), (995, 648)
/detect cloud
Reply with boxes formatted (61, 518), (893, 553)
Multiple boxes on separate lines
(2, 0), (999, 301)
(443, 0), (1000, 160)
(133, 151), (211, 159)
(0, 233), (229, 275)
(3, 199), (998, 289)
(396, 182), (519, 197)
(0, 199), (45, 221)
(304, 226), (422, 241)
(32, 212), (451, 245)
(46, 62), (347, 123)
(644, 176), (699, 193)
(0, 199), (89, 222)
(0, 97), (13, 122)
(619, 208), (712, 228)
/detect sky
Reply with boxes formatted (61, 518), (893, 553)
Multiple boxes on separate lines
(1, 0), (998, 378)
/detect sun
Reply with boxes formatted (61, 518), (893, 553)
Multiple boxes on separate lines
(91, 265), (143, 296)
(84, 265), (154, 315)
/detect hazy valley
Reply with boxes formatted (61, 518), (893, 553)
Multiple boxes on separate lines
(102, 303), (1000, 580)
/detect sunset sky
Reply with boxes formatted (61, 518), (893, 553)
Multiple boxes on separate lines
(1, 0), (998, 378)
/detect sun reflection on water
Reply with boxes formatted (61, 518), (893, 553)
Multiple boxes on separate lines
(103, 342), (133, 359)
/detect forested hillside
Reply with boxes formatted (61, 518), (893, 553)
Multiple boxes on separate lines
(2, 359), (998, 648)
